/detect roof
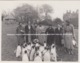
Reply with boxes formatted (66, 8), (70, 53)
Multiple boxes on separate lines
(4, 14), (15, 20)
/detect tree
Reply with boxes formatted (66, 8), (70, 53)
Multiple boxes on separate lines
(2, 11), (7, 21)
(53, 18), (62, 26)
(39, 4), (53, 20)
(38, 19), (52, 25)
(14, 4), (39, 24)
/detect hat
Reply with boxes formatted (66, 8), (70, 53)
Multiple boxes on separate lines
(33, 39), (39, 43)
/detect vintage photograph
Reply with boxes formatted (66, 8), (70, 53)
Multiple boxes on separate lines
(1, 1), (78, 61)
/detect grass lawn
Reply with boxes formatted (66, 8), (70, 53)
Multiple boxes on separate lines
(2, 22), (78, 61)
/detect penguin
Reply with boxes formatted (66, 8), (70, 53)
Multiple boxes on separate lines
(31, 42), (34, 47)
(16, 45), (21, 58)
(39, 41), (47, 52)
(34, 52), (42, 61)
(22, 42), (27, 52)
(23, 42), (27, 47)
(35, 46), (39, 51)
(29, 45), (36, 61)
(43, 41), (47, 47)
(35, 39), (40, 48)
(27, 42), (32, 54)
(41, 47), (47, 61)
(35, 43), (40, 47)
(39, 45), (44, 52)
(50, 44), (57, 61)
(22, 50), (29, 61)
(35, 46), (42, 57)
(43, 47), (51, 61)
(21, 43), (29, 60)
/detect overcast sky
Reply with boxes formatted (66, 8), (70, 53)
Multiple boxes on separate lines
(0, 1), (79, 20)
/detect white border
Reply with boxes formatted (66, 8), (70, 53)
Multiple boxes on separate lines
(0, 0), (79, 63)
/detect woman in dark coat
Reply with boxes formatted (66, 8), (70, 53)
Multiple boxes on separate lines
(55, 24), (63, 49)
(45, 25), (55, 47)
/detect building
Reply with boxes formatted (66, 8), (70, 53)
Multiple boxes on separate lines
(63, 10), (78, 28)
(3, 12), (16, 24)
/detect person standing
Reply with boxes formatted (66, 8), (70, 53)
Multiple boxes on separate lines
(63, 20), (75, 54)
(16, 22), (25, 46)
(36, 24), (43, 35)
(36, 24), (46, 45)
(55, 24), (63, 50)
(25, 21), (31, 43)
(45, 25), (55, 47)
(31, 24), (36, 42)
(25, 21), (36, 43)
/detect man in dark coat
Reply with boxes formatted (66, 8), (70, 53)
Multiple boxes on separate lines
(45, 25), (55, 47)
(25, 23), (29, 43)
(55, 24), (63, 50)
(25, 21), (36, 43)
(31, 24), (36, 42)
(16, 22), (25, 46)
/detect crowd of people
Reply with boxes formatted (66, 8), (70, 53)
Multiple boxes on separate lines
(15, 20), (76, 61)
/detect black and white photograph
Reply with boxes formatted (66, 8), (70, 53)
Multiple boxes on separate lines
(1, 0), (79, 61)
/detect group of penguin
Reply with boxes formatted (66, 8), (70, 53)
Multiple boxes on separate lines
(15, 39), (57, 61)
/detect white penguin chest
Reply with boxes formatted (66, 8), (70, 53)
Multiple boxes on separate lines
(34, 56), (42, 61)
(43, 51), (50, 61)
(16, 46), (21, 57)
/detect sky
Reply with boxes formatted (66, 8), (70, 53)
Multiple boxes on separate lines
(0, 1), (79, 20)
